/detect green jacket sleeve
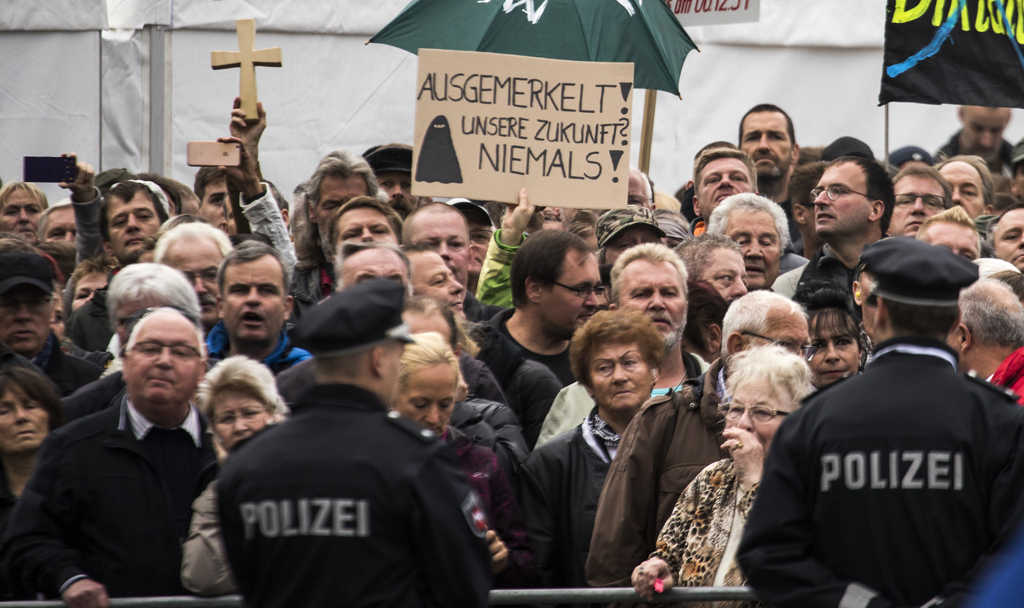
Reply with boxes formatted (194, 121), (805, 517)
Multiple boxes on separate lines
(475, 230), (522, 308)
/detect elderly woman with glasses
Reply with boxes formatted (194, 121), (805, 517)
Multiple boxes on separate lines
(632, 346), (813, 606)
(180, 356), (288, 596)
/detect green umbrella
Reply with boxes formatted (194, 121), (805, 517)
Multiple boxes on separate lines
(369, 0), (697, 96)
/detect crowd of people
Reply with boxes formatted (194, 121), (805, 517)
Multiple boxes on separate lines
(0, 98), (1022, 608)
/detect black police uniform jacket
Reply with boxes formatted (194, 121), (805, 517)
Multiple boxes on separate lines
(1, 402), (217, 598)
(737, 337), (1024, 608)
(217, 384), (492, 608)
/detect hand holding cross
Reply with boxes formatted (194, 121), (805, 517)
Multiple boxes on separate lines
(211, 19), (282, 122)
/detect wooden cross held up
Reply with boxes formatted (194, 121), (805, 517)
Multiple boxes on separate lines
(211, 19), (282, 122)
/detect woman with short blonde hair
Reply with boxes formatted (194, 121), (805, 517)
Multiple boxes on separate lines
(393, 332), (536, 587)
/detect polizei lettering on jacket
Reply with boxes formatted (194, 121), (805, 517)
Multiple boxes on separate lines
(820, 450), (964, 491)
(240, 498), (370, 539)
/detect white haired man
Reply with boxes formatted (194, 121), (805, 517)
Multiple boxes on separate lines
(154, 222), (234, 333)
(706, 193), (807, 291)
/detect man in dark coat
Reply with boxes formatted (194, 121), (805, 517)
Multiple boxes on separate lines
(738, 238), (1024, 608)
(218, 279), (491, 608)
(3, 307), (216, 606)
(0, 253), (101, 396)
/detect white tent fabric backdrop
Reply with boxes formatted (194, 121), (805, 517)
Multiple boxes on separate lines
(3, 0), (1023, 207)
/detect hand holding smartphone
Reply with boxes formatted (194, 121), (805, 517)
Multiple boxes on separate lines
(187, 142), (242, 167)
(24, 157), (77, 183)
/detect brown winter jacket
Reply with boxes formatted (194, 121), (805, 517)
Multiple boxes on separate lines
(585, 359), (728, 588)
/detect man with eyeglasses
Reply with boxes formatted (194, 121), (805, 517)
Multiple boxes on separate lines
(154, 222), (234, 334)
(4, 307), (217, 608)
(474, 230), (592, 447)
(740, 238), (1024, 608)
(447, 198), (495, 296)
(773, 156), (894, 301)
(402, 202), (503, 323)
(0, 252), (101, 397)
(888, 166), (954, 237)
(587, 290), (809, 589)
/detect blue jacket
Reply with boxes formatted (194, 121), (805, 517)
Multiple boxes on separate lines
(206, 321), (311, 375)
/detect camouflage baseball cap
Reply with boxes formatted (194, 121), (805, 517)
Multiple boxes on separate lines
(597, 207), (665, 249)
(1013, 138), (1024, 173)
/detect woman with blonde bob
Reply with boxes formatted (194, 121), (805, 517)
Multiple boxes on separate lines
(392, 332), (536, 587)
(633, 346), (814, 606)
(181, 356), (288, 596)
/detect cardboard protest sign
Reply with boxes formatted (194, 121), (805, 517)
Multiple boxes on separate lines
(880, 0), (1024, 108)
(412, 49), (633, 209)
(670, 0), (760, 27)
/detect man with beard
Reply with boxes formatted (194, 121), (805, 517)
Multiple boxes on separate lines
(364, 144), (430, 218)
(207, 241), (310, 375)
(154, 222), (233, 335)
(774, 157), (894, 301)
(739, 104), (802, 251)
(291, 151), (380, 327)
(706, 193), (803, 291)
(535, 243), (703, 446)
(936, 106), (1013, 176)
(689, 148), (757, 237)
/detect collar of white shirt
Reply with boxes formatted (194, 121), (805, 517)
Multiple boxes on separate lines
(124, 399), (203, 447)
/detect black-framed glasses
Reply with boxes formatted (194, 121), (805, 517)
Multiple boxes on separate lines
(742, 331), (816, 360)
(552, 281), (605, 299)
(718, 402), (791, 424)
(894, 193), (949, 211)
(811, 184), (870, 201)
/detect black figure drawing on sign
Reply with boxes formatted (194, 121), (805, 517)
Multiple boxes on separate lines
(416, 115), (463, 184)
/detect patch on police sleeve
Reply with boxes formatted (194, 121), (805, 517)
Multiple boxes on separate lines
(462, 491), (488, 538)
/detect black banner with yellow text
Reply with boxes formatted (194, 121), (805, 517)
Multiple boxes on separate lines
(881, 0), (1024, 107)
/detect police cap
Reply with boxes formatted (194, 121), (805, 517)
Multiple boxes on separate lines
(860, 237), (978, 306)
(294, 278), (414, 357)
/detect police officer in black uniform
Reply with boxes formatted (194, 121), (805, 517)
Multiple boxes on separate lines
(217, 279), (492, 608)
(738, 238), (1024, 608)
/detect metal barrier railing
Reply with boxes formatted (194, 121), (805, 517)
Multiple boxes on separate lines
(0, 587), (757, 607)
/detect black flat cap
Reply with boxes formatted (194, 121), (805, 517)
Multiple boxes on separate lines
(364, 145), (413, 175)
(822, 137), (875, 162)
(294, 278), (413, 357)
(860, 237), (978, 306)
(0, 253), (52, 296)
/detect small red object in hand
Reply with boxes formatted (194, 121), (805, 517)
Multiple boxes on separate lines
(654, 578), (664, 593)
